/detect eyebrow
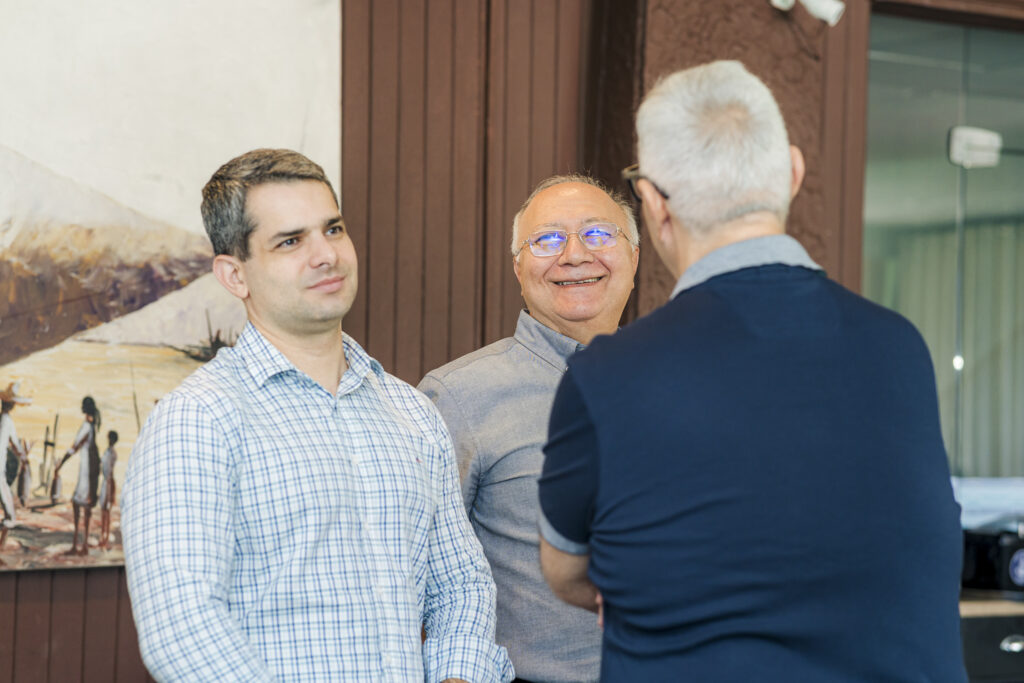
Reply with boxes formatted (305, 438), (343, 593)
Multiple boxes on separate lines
(267, 215), (345, 243)
(533, 217), (618, 230)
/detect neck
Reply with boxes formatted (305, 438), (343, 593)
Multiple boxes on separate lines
(674, 212), (785, 278)
(531, 313), (616, 346)
(251, 321), (349, 395)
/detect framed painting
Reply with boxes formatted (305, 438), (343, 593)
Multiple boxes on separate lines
(0, 0), (340, 570)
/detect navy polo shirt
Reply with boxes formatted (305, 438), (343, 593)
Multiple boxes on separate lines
(538, 235), (966, 682)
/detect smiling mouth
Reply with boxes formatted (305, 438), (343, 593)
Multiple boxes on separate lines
(311, 276), (345, 292)
(553, 276), (603, 286)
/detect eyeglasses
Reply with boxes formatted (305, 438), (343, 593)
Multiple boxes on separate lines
(621, 163), (670, 203)
(513, 224), (629, 258)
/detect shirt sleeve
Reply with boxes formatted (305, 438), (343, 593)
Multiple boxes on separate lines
(122, 394), (275, 682)
(420, 407), (514, 683)
(538, 368), (599, 555)
(417, 373), (482, 516)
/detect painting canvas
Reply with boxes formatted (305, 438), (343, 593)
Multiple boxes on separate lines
(0, 0), (340, 570)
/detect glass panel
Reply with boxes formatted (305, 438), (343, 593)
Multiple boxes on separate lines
(863, 15), (1024, 477)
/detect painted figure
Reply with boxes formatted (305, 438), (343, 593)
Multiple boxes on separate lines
(56, 396), (101, 555)
(0, 382), (32, 554)
(98, 430), (118, 550)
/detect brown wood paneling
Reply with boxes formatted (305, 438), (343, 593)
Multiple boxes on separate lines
(49, 570), (85, 683)
(81, 568), (119, 682)
(13, 571), (50, 682)
(367, 0), (402, 370)
(449, 0), (487, 362)
(581, 0), (645, 322)
(394, 0), (428, 382)
(530, 1), (558, 182)
(556, 0), (588, 173)
(341, 0), (372, 344)
(422, 0), (457, 374)
(876, 0), (1024, 23)
(114, 571), (151, 683)
(483, 0), (511, 346)
(0, 573), (16, 681)
(496, 0), (534, 344)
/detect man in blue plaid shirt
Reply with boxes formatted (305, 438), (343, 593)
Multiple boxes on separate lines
(122, 148), (514, 682)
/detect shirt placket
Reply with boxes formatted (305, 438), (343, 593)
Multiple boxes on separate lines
(337, 384), (417, 683)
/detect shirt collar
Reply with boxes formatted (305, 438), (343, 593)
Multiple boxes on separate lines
(236, 322), (383, 393)
(513, 310), (585, 371)
(670, 234), (823, 299)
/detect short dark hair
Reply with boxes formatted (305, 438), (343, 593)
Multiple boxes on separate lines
(200, 148), (338, 260)
(108, 430), (119, 446)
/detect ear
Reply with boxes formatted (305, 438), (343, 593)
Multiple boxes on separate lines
(637, 180), (673, 250)
(789, 145), (806, 200)
(512, 252), (525, 294)
(212, 254), (250, 301)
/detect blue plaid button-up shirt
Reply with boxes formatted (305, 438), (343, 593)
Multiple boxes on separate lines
(123, 323), (513, 682)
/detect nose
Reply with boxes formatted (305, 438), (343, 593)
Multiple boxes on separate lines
(308, 231), (338, 269)
(558, 232), (594, 266)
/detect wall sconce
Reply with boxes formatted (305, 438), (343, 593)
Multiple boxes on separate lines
(770, 0), (846, 27)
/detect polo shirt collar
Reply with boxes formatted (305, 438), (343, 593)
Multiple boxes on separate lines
(514, 310), (585, 371)
(670, 234), (823, 299)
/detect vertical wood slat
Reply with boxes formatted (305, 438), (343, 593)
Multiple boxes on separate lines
(367, 0), (401, 371)
(422, 0), (457, 375)
(341, 0), (372, 345)
(449, 0), (487, 362)
(13, 571), (51, 682)
(81, 569), (119, 682)
(394, 0), (428, 382)
(49, 570), (85, 683)
(557, 0), (587, 174)
(484, 0), (510, 346)
(0, 573), (16, 681)
(498, 0), (534, 342)
(530, 1), (558, 182)
(838, 0), (871, 292)
(115, 570), (151, 682)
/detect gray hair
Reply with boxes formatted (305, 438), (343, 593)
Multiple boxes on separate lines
(636, 61), (792, 236)
(200, 148), (338, 259)
(509, 174), (639, 255)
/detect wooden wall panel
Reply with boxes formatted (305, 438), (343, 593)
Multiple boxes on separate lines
(341, 0), (372, 345)
(343, 0), (591, 379)
(482, 0), (594, 348)
(81, 569), (119, 682)
(393, 0), (428, 382)
(449, 0), (487, 362)
(0, 573), (16, 680)
(13, 572), (50, 682)
(114, 573), (149, 682)
(49, 571), (85, 682)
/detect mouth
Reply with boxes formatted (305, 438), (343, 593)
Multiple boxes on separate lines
(310, 276), (345, 293)
(553, 276), (604, 287)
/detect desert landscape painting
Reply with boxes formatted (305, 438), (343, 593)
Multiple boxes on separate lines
(0, 0), (340, 570)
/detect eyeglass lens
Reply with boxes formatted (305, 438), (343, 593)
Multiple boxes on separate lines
(528, 225), (618, 256)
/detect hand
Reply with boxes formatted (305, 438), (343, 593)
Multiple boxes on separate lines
(596, 591), (604, 629)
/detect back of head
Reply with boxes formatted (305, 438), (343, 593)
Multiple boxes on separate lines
(201, 148), (338, 260)
(636, 61), (792, 236)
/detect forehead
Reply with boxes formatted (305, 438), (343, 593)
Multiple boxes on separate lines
(522, 182), (625, 229)
(245, 180), (339, 231)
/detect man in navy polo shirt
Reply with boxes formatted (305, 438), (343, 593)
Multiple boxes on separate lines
(537, 61), (966, 682)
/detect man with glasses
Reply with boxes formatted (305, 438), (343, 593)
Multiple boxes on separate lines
(538, 61), (966, 681)
(419, 175), (639, 682)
